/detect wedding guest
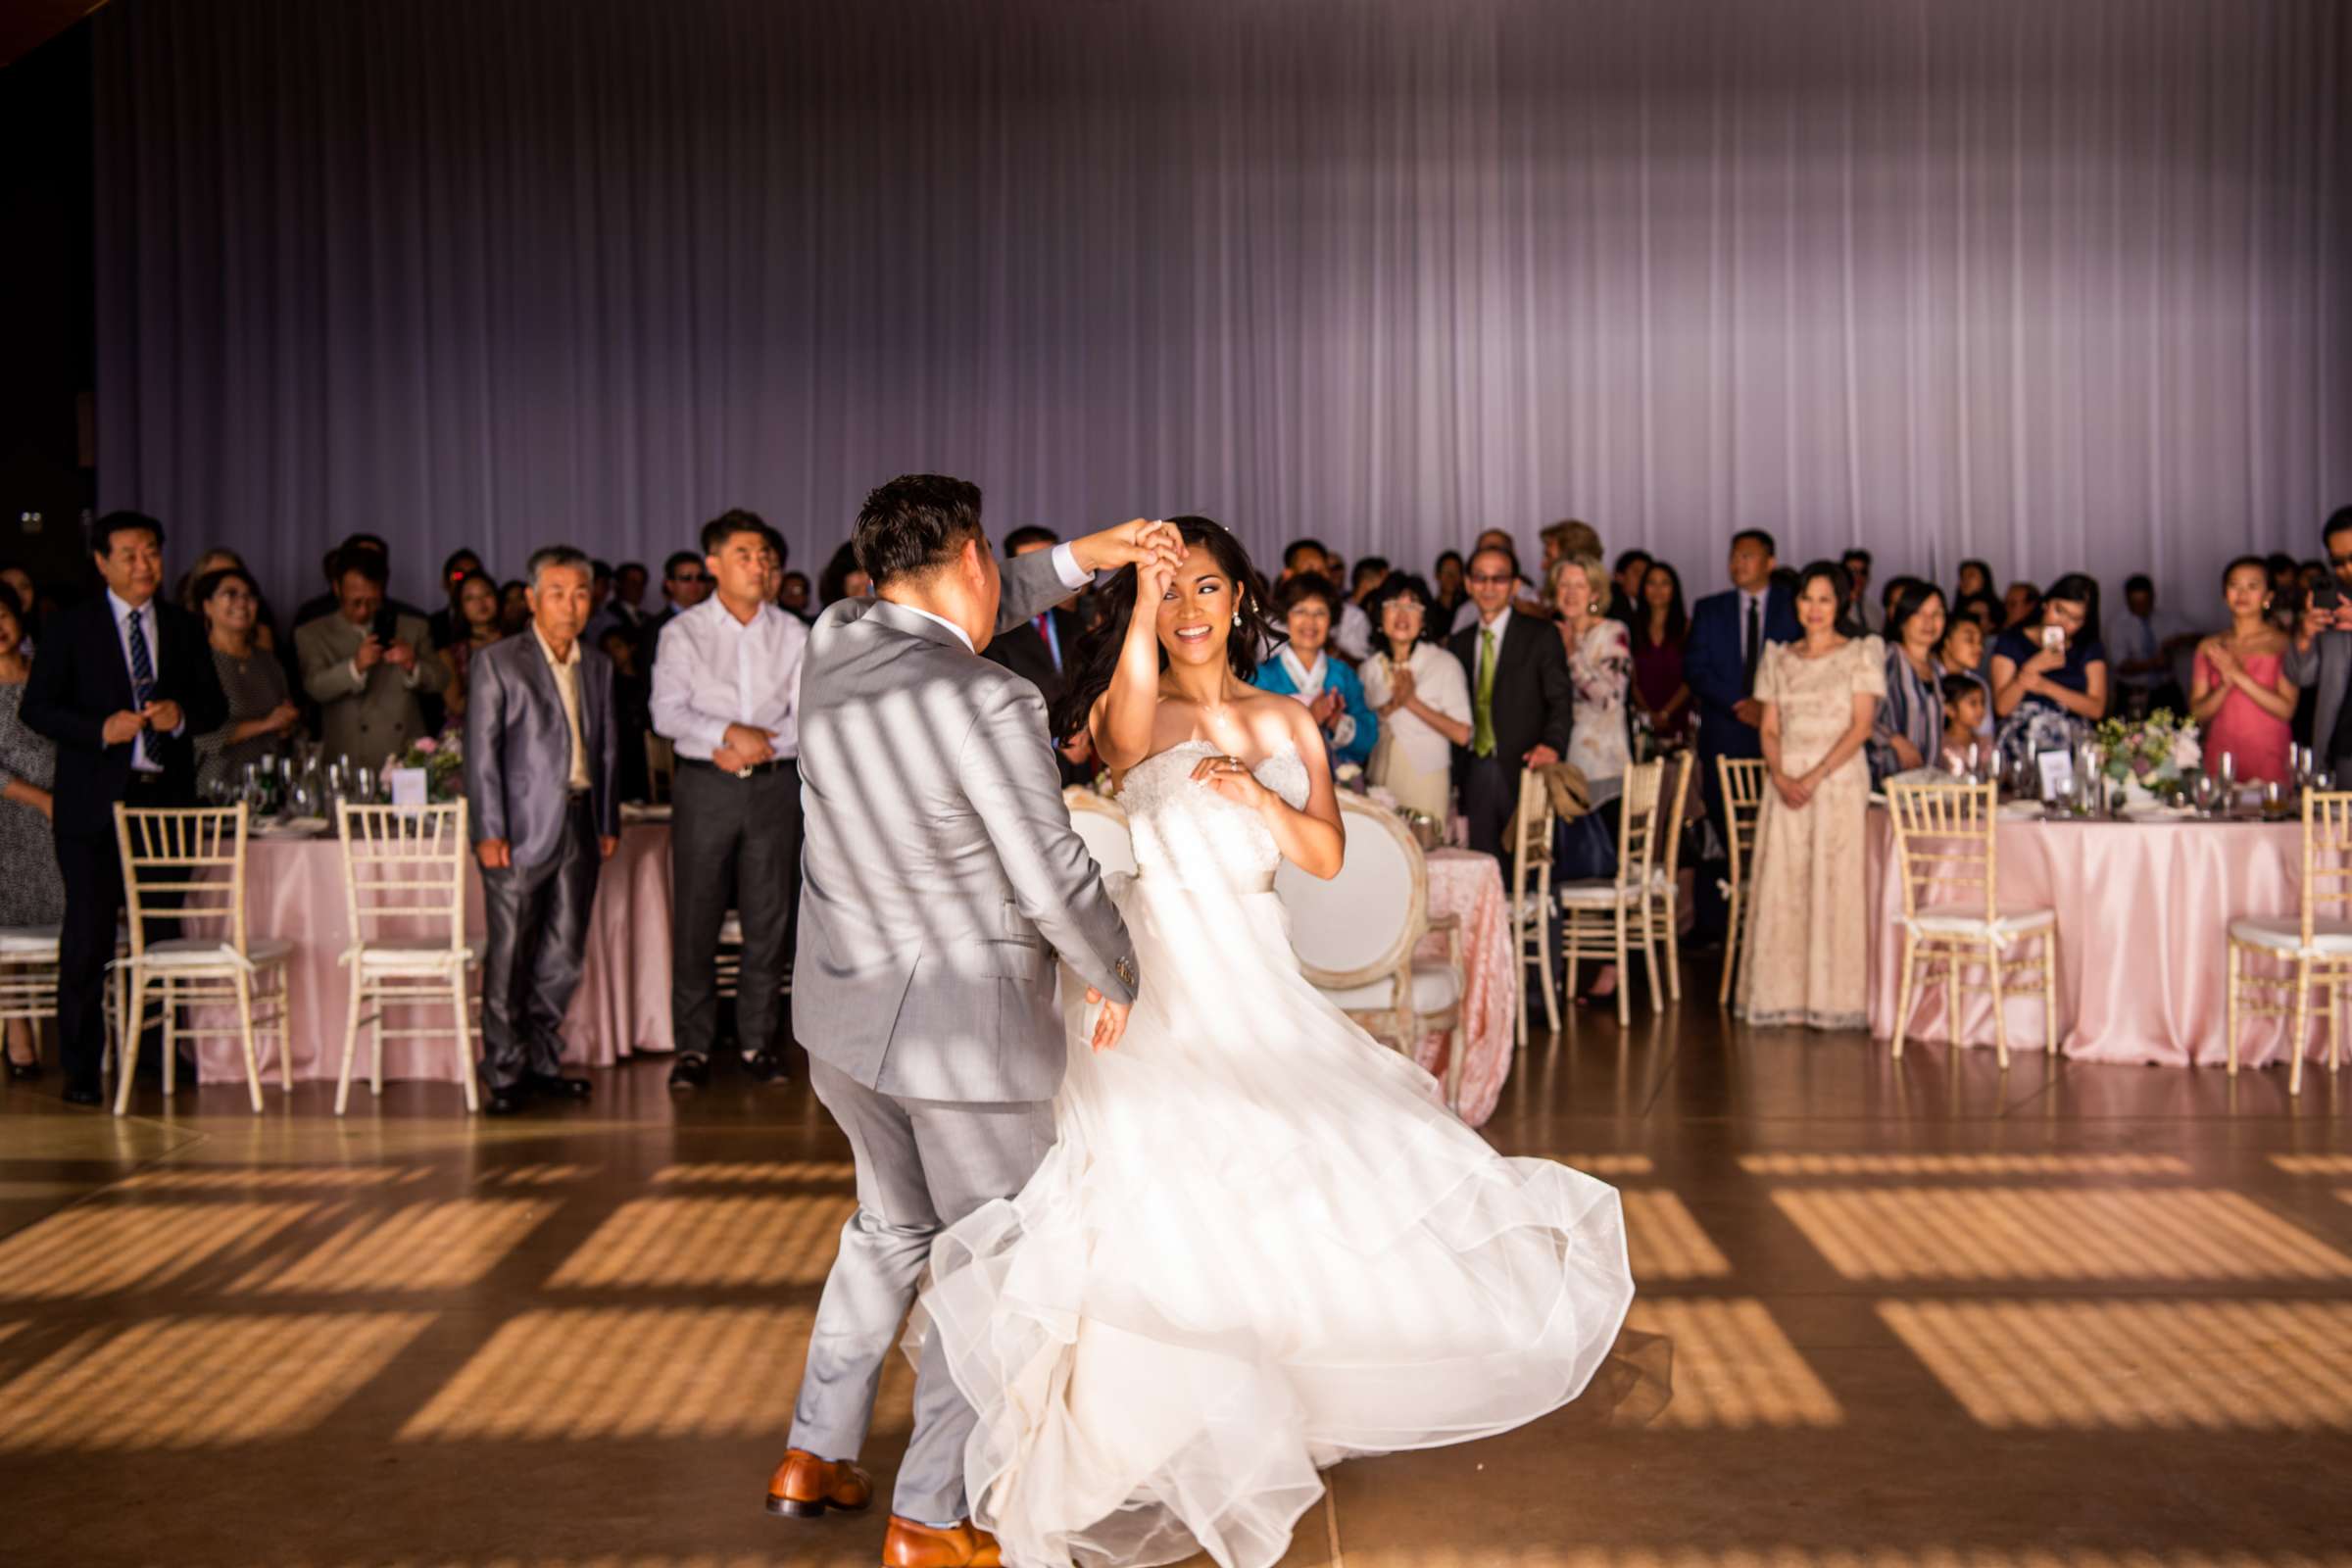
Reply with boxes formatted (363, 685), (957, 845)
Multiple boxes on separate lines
(1991, 573), (2108, 766)
(1450, 528), (1546, 633)
(1361, 574), (1471, 820)
(2109, 573), (2194, 717)
(1432, 551), (1468, 622)
(464, 545), (614, 1116)
(1630, 561), (1691, 744)
(1609, 549), (1652, 624)
(293, 532), (423, 631)
(1956, 559), (1994, 605)
(1686, 529), (1798, 940)
(1254, 573), (1378, 769)
(1876, 575), (1922, 639)
(0, 582), (64, 1078)
(2191, 556), (2297, 786)
(1737, 562), (1884, 1031)
(1841, 549), (1876, 632)
(1279, 540), (1374, 662)
(1350, 557), (1393, 609)
(647, 550), (711, 644)
(818, 540), (870, 606)
(1868, 582), (1948, 784)
(986, 525), (1083, 710)
(1447, 544), (1571, 863)
(779, 570), (814, 621)
(1550, 554), (1635, 1005)
(2001, 579), (2042, 631)
(1936, 615), (1995, 742)
(498, 578), (532, 635)
(191, 566), (302, 798)
(600, 623), (654, 806)
(0, 565), (39, 652)
(584, 560), (649, 653)
(436, 569), (505, 719)
(425, 548), (485, 648)
(177, 546), (287, 655)
(2286, 508), (2352, 784)
(1954, 592), (2001, 635)
(296, 544), (451, 768)
(1940, 676), (1989, 770)
(22, 513), (226, 1105)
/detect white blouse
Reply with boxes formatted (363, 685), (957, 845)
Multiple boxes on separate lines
(1360, 641), (1473, 776)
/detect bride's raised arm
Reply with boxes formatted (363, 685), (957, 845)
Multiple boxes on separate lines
(1089, 550), (1176, 776)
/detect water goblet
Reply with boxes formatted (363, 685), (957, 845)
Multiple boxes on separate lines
(2193, 771), (2218, 817)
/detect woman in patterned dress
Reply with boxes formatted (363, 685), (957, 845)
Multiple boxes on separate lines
(0, 580), (64, 1077)
(1550, 553), (1637, 1005)
(192, 566), (304, 799)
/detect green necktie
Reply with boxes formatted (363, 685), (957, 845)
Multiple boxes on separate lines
(1474, 627), (1497, 757)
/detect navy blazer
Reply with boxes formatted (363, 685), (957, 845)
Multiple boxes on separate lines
(22, 593), (227, 838)
(1687, 585), (1799, 760)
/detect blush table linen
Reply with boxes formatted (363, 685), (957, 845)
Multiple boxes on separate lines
(1863, 809), (2316, 1068)
(190, 823), (675, 1087)
(1417, 847), (1516, 1127)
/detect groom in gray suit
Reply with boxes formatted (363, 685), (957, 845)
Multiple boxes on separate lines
(769, 476), (1174, 1567)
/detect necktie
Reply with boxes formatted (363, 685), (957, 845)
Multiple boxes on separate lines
(1742, 598), (1761, 696)
(1474, 628), (1497, 757)
(1035, 613), (1058, 673)
(126, 606), (156, 771)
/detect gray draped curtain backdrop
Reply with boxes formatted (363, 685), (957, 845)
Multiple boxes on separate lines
(95, 0), (2351, 613)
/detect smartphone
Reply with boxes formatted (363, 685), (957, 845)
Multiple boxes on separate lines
(2040, 624), (2065, 652)
(371, 606), (399, 644)
(2315, 584), (2341, 613)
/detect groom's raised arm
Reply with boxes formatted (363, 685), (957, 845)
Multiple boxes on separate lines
(992, 543), (1093, 638)
(959, 676), (1136, 1005)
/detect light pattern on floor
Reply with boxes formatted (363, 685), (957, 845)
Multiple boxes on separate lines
(1624, 1298), (1841, 1427)
(0, 1312), (432, 1449)
(0, 1201), (318, 1299)
(547, 1196), (859, 1288)
(1623, 1191), (1733, 1279)
(1881, 1299), (2352, 1428)
(1772, 1189), (2352, 1281)
(115, 1166), (421, 1191)
(396, 1305), (913, 1442)
(2270, 1153), (2352, 1174)
(231, 1200), (552, 1294)
(1739, 1153), (2190, 1177)
(649, 1160), (858, 1185)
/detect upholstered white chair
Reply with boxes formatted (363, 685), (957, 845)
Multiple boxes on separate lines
(113, 805), (293, 1115)
(1885, 779), (2058, 1069)
(334, 802), (481, 1114)
(1556, 760), (1667, 1027)
(2229, 789), (2352, 1096)
(1715, 757), (1769, 1006)
(1063, 786), (1139, 879)
(1277, 793), (1466, 1109)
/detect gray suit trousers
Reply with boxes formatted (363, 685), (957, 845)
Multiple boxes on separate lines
(790, 1057), (1054, 1527)
(479, 796), (600, 1091)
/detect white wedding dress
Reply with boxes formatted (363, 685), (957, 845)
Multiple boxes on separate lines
(919, 740), (1637, 1568)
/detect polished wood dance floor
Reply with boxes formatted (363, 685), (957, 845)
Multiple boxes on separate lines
(3, 976), (2348, 1568)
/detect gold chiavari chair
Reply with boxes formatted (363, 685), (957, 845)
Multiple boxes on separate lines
(643, 733), (676, 806)
(334, 802), (480, 1114)
(1715, 758), (1769, 1006)
(112, 805), (293, 1115)
(1557, 760), (1667, 1028)
(2228, 789), (2352, 1096)
(1885, 779), (2059, 1068)
(1641, 754), (1696, 1004)
(1511, 765), (1561, 1042)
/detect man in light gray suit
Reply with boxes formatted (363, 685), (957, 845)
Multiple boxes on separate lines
(464, 545), (617, 1118)
(2287, 508), (2352, 779)
(767, 475), (1176, 1567)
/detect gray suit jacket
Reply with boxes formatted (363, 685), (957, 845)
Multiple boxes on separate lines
(464, 631), (620, 865)
(296, 611), (452, 768)
(2286, 632), (2352, 763)
(795, 548), (1136, 1104)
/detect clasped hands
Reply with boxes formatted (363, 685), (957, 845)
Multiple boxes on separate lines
(711, 722), (779, 773)
(102, 701), (183, 747)
(353, 634), (417, 674)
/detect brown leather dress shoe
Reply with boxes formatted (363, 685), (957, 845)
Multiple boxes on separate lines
(764, 1447), (874, 1519)
(881, 1516), (1002, 1568)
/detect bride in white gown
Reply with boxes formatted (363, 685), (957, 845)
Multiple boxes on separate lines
(918, 517), (1638, 1568)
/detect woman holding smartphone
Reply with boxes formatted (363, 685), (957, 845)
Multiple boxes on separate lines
(1989, 573), (2108, 767)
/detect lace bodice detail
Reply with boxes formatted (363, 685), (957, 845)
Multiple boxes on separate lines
(1117, 740), (1311, 892)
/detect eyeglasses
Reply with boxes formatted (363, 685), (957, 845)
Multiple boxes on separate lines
(1467, 573), (1517, 587)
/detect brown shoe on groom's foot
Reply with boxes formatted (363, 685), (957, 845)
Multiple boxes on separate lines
(881, 1516), (1002, 1568)
(764, 1447), (873, 1518)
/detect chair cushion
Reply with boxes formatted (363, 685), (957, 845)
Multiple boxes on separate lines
(1557, 879), (1642, 909)
(353, 937), (485, 972)
(1910, 905), (2057, 937)
(1318, 961), (1463, 1014)
(2230, 916), (2352, 956)
(134, 937), (295, 970)
(0, 926), (62, 956)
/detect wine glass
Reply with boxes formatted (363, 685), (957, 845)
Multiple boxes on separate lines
(2193, 771), (2218, 817)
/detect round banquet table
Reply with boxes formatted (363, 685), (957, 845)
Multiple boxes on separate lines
(1417, 847), (1516, 1128)
(190, 822), (675, 1088)
(1863, 808), (2321, 1068)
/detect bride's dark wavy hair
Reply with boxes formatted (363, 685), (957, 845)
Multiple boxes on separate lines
(1050, 515), (1279, 743)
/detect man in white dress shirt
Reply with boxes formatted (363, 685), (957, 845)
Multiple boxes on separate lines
(651, 511), (808, 1089)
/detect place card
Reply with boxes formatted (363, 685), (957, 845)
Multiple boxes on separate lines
(388, 767), (429, 811)
(2034, 750), (2074, 803)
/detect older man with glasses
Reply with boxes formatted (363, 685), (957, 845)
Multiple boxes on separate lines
(1446, 544), (1572, 866)
(646, 549), (714, 656)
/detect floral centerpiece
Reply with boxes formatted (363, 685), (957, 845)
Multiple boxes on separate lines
(392, 732), (466, 803)
(2091, 709), (2201, 808)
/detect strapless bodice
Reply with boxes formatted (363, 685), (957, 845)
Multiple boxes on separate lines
(1116, 740), (1311, 894)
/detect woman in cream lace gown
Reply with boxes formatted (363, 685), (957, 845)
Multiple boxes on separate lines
(919, 518), (1638, 1568)
(1736, 562), (1886, 1031)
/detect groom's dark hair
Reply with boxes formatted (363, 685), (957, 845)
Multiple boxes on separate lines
(855, 474), (987, 588)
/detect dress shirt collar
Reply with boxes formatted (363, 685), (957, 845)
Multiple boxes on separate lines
(898, 602), (975, 653)
(708, 595), (782, 633)
(1739, 585), (1768, 617)
(1476, 605), (1512, 645)
(1277, 645), (1329, 695)
(532, 624), (582, 670)
(107, 588), (157, 631)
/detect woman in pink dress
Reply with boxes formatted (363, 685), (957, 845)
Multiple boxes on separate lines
(2192, 555), (2297, 785)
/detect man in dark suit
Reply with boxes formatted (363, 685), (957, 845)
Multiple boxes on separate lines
(465, 544), (618, 1116)
(986, 524), (1090, 783)
(1447, 544), (1573, 866)
(1686, 527), (1800, 940)
(22, 513), (227, 1106)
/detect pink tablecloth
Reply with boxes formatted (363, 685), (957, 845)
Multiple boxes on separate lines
(1863, 809), (2318, 1067)
(192, 823), (675, 1085)
(1416, 848), (1515, 1127)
